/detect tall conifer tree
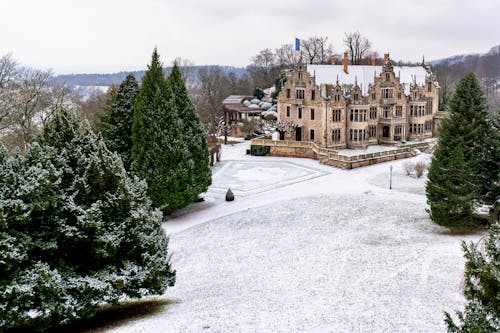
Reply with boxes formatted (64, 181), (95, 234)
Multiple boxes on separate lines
(104, 75), (139, 171)
(131, 49), (190, 210)
(168, 63), (211, 199)
(426, 72), (496, 227)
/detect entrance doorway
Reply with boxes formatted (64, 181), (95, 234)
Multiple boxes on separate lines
(382, 126), (390, 138)
(295, 127), (302, 141)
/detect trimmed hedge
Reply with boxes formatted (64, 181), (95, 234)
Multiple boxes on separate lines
(250, 145), (270, 156)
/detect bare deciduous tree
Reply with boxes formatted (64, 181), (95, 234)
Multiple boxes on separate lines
(275, 44), (300, 67)
(0, 53), (19, 130)
(76, 85), (117, 132)
(0, 53), (73, 150)
(301, 36), (334, 64)
(194, 67), (232, 134)
(343, 31), (372, 65)
(247, 48), (279, 89)
(275, 120), (298, 135)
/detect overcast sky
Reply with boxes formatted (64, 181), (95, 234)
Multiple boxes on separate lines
(1, 0), (499, 74)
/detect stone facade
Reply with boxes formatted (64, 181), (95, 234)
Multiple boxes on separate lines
(277, 55), (443, 149)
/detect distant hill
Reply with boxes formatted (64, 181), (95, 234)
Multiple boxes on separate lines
(51, 65), (247, 87)
(430, 45), (500, 108)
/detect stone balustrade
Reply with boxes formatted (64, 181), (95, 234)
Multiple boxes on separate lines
(249, 139), (428, 169)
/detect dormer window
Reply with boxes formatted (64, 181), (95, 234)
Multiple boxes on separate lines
(286, 89), (291, 98)
(299, 72), (302, 80)
(385, 73), (390, 81)
(296, 89), (305, 99)
(353, 93), (359, 101)
(427, 81), (432, 92)
(311, 90), (315, 101)
(371, 92), (376, 100)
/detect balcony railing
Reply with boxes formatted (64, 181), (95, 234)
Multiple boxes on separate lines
(291, 98), (304, 106)
(379, 116), (406, 124)
(380, 98), (396, 105)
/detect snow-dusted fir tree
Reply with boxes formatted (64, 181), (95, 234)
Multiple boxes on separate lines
(103, 74), (139, 171)
(94, 84), (118, 133)
(479, 110), (500, 203)
(167, 63), (211, 200)
(131, 49), (190, 210)
(445, 222), (500, 332)
(0, 109), (175, 332)
(426, 73), (497, 227)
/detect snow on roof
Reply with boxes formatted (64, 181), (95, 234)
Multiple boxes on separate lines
(307, 65), (429, 96)
(222, 95), (253, 104)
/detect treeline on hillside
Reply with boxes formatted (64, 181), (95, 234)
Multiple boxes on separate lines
(51, 65), (248, 87)
(433, 45), (500, 108)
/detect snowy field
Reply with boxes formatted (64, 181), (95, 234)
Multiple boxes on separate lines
(107, 140), (482, 333)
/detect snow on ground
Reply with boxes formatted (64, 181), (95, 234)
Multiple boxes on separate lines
(336, 145), (398, 156)
(108, 140), (482, 333)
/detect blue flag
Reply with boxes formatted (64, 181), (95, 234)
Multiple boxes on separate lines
(295, 38), (300, 51)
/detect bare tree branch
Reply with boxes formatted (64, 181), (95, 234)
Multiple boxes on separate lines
(343, 31), (371, 65)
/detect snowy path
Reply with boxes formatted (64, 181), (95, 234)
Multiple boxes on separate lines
(107, 140), (481, 333)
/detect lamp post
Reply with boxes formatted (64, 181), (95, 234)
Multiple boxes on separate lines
(322, 95), (330, 148)
(389, 165), (393, 190)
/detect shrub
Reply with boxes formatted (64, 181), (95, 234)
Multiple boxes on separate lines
(244, 135), (252, 140)
(403, 161), (415, 176)
(225, 189), (234, 201)
(414, 162), (426, 178)
(250, 145), (270, 156)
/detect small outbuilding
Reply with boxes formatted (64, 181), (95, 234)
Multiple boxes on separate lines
(222, 95), (263, 126)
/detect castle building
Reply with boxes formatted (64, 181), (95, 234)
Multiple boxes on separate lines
(277, 53), (443, 149)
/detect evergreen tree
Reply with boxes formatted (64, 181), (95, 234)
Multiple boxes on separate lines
(131, 49), (190, 210)
(94, 84), (118, 133)
(426, 72), (496, 227)
(479, 110), (500, 203)
(103, 75), (139, 171)
(0, 109), (175, 331)
(167, 63), (211, 200)
(444, 222), (500, 332)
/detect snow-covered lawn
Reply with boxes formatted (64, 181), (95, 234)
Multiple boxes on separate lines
(108, 141), (482, 333)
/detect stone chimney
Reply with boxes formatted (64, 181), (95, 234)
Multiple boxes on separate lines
(383, 53), (390, 64)
(343, 52), (348, 73)
(371, 57), (376, 66)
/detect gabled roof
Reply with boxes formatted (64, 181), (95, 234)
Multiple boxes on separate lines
(307, 64), (431, 96)
(222, 95), (253, 104)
